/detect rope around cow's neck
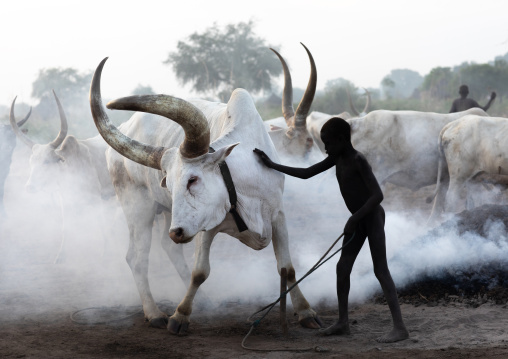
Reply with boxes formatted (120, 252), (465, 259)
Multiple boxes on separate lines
(242, 231), (356, 352)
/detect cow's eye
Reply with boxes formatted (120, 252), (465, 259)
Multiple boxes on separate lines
(187, 176), (197, 190)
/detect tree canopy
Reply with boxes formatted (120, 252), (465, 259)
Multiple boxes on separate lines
(381, 69), (423, 99)
(32, 67), (92, 103)
(131, 84), (155, 96)
(164, 21), (282, 101)
(311, 78), (357, 114)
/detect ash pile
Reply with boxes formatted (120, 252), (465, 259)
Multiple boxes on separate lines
(380, 205), (508, 307)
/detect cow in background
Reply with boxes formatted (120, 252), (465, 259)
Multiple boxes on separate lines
(0, 105), (31, 218)
(427, 115), (508, 220)
(10, 91), (115, 263)
(263, 43), (322, 163)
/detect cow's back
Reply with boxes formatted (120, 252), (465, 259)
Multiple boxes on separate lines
(441, 115), (508, 176)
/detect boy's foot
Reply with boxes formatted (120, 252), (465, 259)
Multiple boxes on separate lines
(376, 327), (409, 343)
(319, 321), (350, 336)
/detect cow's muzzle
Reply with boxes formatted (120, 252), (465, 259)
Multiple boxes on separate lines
(169, 227), (185, 243)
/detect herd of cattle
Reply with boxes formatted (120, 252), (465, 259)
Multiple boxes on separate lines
(1, 44), (507, 334)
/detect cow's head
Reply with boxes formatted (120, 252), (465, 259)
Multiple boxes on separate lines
(10, 92), (68, 193)
(268, 43), (317, 159)
(90, 58), (238, 243)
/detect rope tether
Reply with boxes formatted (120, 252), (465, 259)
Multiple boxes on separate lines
(242, 231), (355, 352)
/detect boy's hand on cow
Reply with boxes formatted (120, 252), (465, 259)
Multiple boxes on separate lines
(253, 148), (273, 168)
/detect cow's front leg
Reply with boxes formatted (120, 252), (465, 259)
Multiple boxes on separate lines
(271, 211), (322, 329)
(167, 229), (216, 335)
(125, 209), (167, 328)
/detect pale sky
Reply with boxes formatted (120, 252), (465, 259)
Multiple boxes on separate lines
(2, 0), (508, 107)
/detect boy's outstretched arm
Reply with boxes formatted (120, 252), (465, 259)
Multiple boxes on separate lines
(253, 148), (334, 179)
(344, 156), (384, 235)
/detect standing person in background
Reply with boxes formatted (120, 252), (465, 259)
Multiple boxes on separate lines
(450, 85), (496, 113)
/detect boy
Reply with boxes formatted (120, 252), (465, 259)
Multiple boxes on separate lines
(254, 117), (408, 343)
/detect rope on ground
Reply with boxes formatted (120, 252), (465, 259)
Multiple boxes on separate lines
(70, 300), (175, 325)
(242, 231), (355, 352)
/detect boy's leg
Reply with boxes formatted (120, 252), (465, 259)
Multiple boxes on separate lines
(367, 207), (409, 343)
(320, 230), (367, 336)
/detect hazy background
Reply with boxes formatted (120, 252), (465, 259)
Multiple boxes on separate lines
(2, 0), (508, 105)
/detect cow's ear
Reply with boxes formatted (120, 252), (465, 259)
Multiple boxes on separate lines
(208, 143), (239, 164)
(160, 176), (167, 188)
(269, 124), (283, 131)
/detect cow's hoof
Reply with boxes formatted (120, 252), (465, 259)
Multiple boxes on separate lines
(148, 317), (168, 329)
(299, 315), (323, 329)
(167, 318), (189, 335)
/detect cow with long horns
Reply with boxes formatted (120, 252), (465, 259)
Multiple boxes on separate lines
(264, 44), (321, 161)
(89, 57), (322, 334)
(10, 91), (115, 263)
(0, 106), (31, 218)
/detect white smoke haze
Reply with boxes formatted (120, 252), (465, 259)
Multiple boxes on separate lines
(1, 134), (507, 324)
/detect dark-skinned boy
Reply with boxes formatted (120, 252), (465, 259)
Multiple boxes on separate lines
(253, 117), (409, 343)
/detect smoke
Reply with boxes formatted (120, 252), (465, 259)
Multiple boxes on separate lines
(1, 135), (507, 325)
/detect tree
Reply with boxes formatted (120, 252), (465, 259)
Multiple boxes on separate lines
(32, 67), (92, 104)
(381, 76), (395, 99)
(458, 62), (508, 99)
(420, 67), (457, 99)
(132, 84), (155, 95)
(311, 78), (361, 114)
(380, 69), (423, 99)
(164, 21), (282, 101)
(31, 67), (97, 138)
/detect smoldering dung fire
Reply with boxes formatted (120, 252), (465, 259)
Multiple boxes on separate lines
(387, 205), (508, 306)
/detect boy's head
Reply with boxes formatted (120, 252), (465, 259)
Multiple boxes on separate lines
(320, 117), (351, 156)
(459, 85), (469, 97)
(320, 117), (351, 141)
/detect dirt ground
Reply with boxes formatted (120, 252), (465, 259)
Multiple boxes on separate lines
(1, 148), (508, 358)
(0, 299), (507, 358)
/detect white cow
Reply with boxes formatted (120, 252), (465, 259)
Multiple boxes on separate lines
(351, 108), (490, 191)
(263, 44), (321, 162)
(9, 92), (115, 263)
(318, 108), (488, 193)
(427, 115), (508, 220)
(306, 89), (370, 153)
(89, 58), (322, 335)
(0, 106), (31, 217)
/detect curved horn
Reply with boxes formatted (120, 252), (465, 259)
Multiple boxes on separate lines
(347, 89), (359, 116)
(361, 88), (371, 114)
(348, 88), (371, 116)
(270, 48), (294, 125)
(16, 106), (32, 128)
(90, 57), (166, 170)
(49, 90), (68, 149)
(293, 43), (317, 127)
(107, 95), (210, 159)
(9, 97), (35, 148)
